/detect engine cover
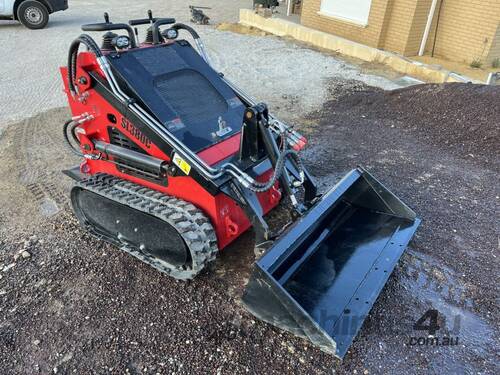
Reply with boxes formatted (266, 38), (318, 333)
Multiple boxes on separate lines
(107, 42), (246, 152)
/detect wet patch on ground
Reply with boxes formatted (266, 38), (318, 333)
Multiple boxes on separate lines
(300, 81), (499, 373)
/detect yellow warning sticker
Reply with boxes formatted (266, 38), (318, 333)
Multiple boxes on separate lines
(172, 153), (191, 175)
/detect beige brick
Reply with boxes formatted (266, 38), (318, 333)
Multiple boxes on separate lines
(300, 0), (500, 63)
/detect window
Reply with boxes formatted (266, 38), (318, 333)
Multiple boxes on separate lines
(319, 0), (372, 26)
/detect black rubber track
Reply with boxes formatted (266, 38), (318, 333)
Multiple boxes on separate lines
(72, 173), (218, 280)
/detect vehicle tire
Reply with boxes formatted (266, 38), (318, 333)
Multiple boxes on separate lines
(17, 0), (49, 29)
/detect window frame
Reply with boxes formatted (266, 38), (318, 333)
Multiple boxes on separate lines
(318, 0), (373, 27)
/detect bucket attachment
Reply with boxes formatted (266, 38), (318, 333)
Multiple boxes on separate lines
(242, 167), (420, 358)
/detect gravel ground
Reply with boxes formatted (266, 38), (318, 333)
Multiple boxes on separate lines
(1, 1), (498, 373)
(327, 83), (499, 167)
(301, 81), (499, 373)
(0, 0), (404, 131)
(0, 0), (244, 126)
(0, 80), (498, 374)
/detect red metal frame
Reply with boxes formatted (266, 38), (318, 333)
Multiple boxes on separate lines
(61, 52), (281, 250)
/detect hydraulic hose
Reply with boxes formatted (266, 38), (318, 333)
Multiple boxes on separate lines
(66, 32), (304, 193)
(63, 120), (83, 156)
(67, 34), (103, 96)
(171, 23), (200, 39)
(248, 149), (298, 193)
(245, 131), (305, 193)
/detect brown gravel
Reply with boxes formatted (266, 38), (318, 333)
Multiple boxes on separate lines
(0, 82), (498, 374)
(326, 82), (500, 168)
(301, 81), (499, 373)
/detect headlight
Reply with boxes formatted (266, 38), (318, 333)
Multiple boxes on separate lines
(111, 35), (130, 50)
(162, 28), (178, 40)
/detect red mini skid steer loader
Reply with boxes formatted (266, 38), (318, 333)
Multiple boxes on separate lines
(60, 11), (420, 358)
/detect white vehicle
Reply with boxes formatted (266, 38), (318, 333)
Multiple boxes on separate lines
(0, 0), (68, 29)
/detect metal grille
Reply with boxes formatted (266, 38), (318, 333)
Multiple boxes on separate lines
(154, 69), (228, 125)
(108, 127), (143, 153)
(134, 47), (188, 76)
(107, 127), (165, 185)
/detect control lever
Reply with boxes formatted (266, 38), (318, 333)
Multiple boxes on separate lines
(82, 12), (137, 48)
(129, 9), (175, 26)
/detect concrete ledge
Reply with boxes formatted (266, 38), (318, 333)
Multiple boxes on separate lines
(239, 9), (478, 84)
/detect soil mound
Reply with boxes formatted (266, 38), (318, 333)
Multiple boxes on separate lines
(329, 83), (500, 166)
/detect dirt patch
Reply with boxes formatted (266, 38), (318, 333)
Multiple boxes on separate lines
(0, 108), (337, 374)
(216, 22), (270, 36)
(301, 81), (499, 372)
(0, 82), (498, 374)
(0, 108), (76, 234)
(326, 83), (500, 168)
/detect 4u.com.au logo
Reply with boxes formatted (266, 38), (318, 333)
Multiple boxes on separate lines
(408, 309), (460, 347)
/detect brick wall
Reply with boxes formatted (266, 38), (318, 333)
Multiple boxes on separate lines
(300, 0), (433, 55)
(380, 0), (418, 53)
(487, 25), (500, 65)
(301, 0), (500, 64)
(300, 0), (391, 49)
(422, 0), (500, 65)
(405, 0), (433, 55)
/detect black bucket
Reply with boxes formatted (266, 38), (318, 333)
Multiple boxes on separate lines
(242, 167), (420, 358)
